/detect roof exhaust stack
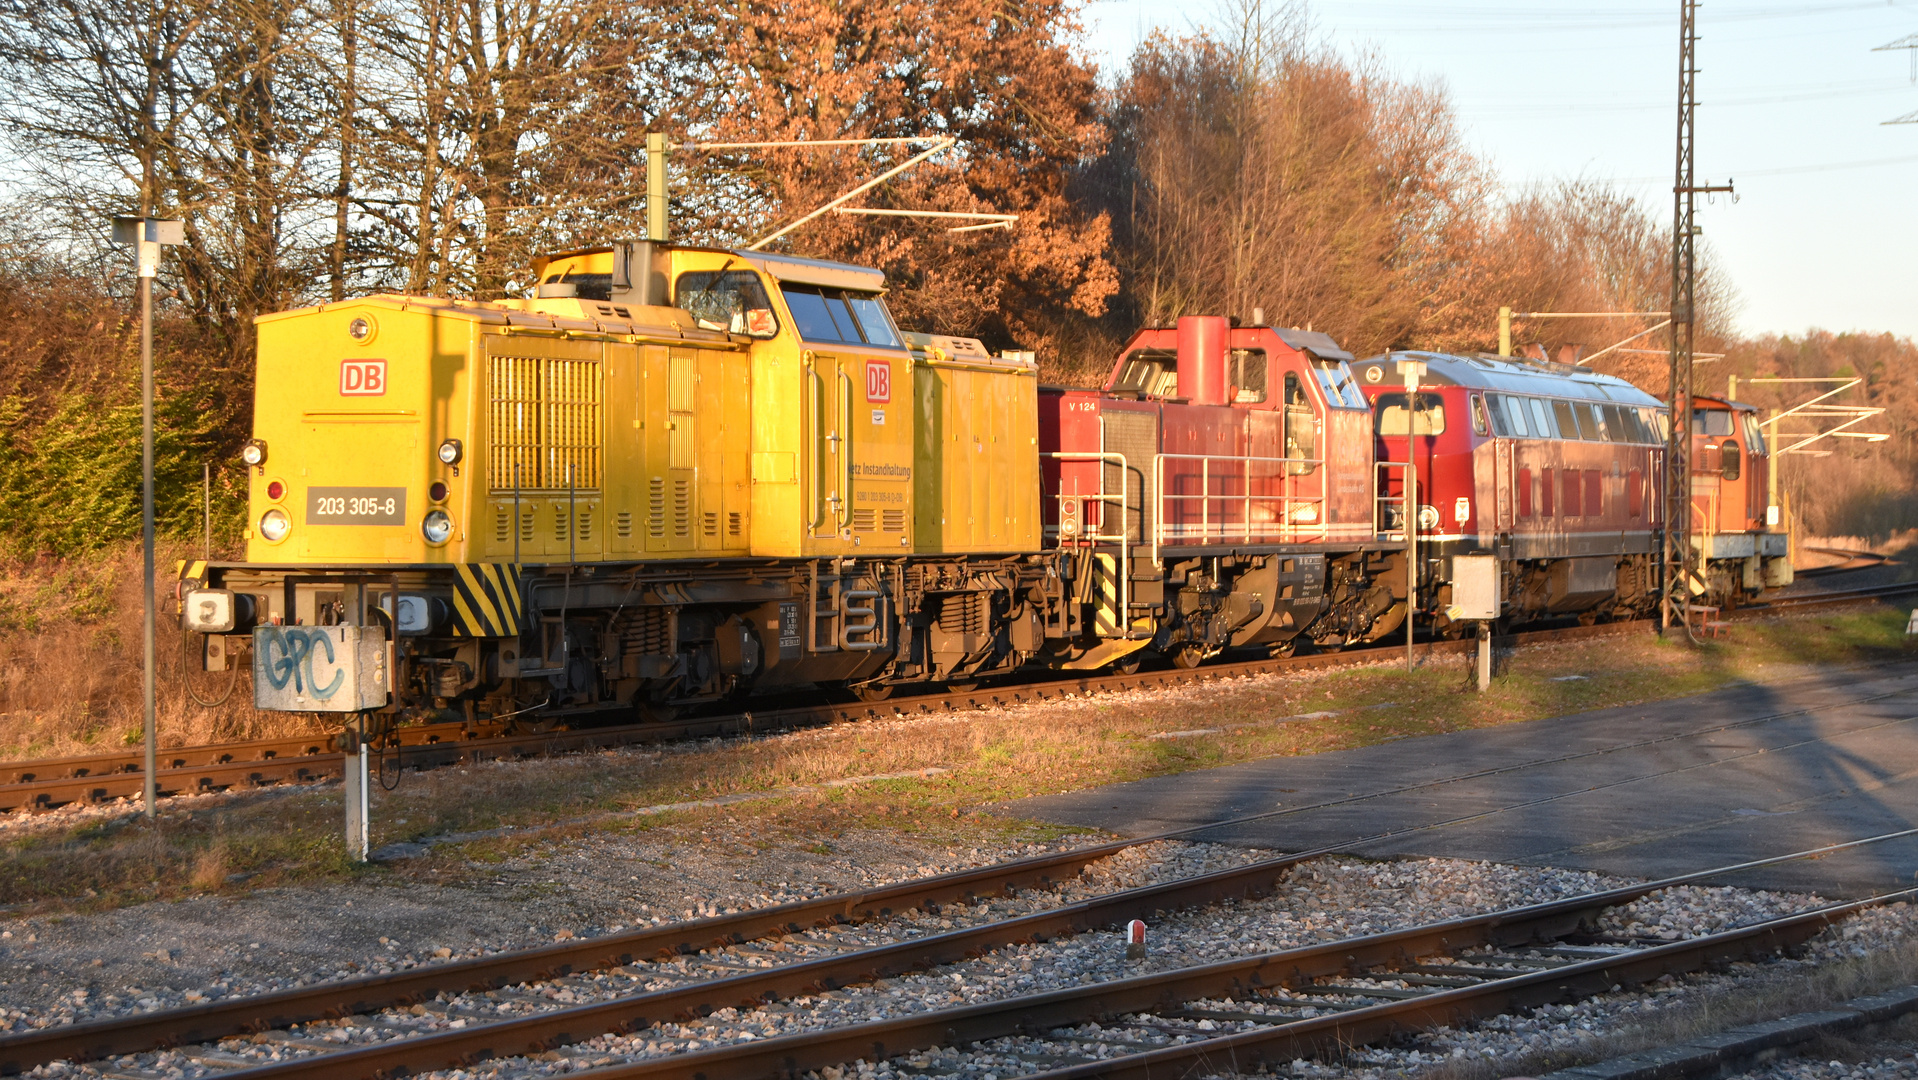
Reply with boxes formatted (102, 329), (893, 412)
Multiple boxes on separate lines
(1176, 316), (1229, 406)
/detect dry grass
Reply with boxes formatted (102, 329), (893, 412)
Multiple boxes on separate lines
(0, 544), (323, 759)
(0, 604), (1910, 915)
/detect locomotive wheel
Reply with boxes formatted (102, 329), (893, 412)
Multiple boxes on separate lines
(1109, 656), (1143, 676)
(852, 683), (895, 703)
(638, 701), (683, 724)
(1170, 644), (1205, 669)
(943, 679), (980, 694)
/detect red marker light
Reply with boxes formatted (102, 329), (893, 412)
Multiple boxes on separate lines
(266, 480), (285, 501)
(429, 481), (449, 502)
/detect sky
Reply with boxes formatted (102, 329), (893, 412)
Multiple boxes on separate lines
(1080, 0), (1918, 341)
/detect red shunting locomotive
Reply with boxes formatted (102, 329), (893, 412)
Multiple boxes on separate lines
(1039, 316), (1412, 670)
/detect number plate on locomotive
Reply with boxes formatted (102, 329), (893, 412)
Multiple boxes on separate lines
(307, 486), (407, 526)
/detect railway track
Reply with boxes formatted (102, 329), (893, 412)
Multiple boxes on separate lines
(1, 831), (1905, 1080)
(0, 621), (1644, 815)
(2, 578), (1909, 815)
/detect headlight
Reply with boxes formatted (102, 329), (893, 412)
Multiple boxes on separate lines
(421, 509), (453, 544)
(241, 439), (267, 467)
(1416, 504), (1440, 531)
(437, 439), (463, 465)
(259, 508), (290, 542)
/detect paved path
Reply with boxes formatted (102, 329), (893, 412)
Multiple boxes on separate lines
(1001, 661), (1918, 896)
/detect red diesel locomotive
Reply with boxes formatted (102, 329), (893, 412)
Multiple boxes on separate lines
(1040, 316), (1411, 669)
(1033, 323), (1790, 669)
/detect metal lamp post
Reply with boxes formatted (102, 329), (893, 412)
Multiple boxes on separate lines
(111, 215), (183, 820)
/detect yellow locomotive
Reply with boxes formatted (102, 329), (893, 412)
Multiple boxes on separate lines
(182, 241), (1054, 718)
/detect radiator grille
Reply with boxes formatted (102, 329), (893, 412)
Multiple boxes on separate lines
(1101, 410), (1158, 542)
(852, 508), (878, 533)
(882, 509), (906, 532)
(487, 351), (602, 492)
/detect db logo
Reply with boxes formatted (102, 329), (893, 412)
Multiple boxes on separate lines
(864, 360), (891, 404)
(340, 359), (386, 396)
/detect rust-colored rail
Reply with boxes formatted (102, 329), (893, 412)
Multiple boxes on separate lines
(0, 621), (1646, 813)
(5, 587), (1902, 815)
(214, 838), (1917, 1080)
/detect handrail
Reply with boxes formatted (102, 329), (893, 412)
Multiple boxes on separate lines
(1043, 450), (1137, 639)
(1150, 451), (1328, 561)
(1374, 460), (1412, 540)
(837, 367), (854, 533)
(807, 356), (827, 534)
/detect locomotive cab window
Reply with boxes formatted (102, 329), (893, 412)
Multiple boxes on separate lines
(1313, 360), (1367, 408)
(1230, 349), (1267, 403)
(777, 284), (903, 348)
(1721, 439), (1741, 481)
(1470, 394), (1490, 436)
(1374, 392), (1446, 435)
(1112, 350), (1178, 398)
(1743, 413), (1768, 455)
(1692, 409), (1735, 437)
(545, 269), (612, 301)
(1283, 372), (1317, 473)
(675, 270), (780, 338)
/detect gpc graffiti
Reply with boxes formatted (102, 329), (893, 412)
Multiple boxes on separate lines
(252, 625), (390, 712)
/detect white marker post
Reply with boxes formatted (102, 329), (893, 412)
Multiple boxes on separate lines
(111, 216), (183, 820)
(1395, 358), (1428, 673)
(344, 720), (370, 862)
(1125, 919), (1147, 960)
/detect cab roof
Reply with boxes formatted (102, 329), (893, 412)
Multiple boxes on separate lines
(1351, 350), (1663, 408)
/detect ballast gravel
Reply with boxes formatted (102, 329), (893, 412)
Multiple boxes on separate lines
(6, 833), (1916, 1080)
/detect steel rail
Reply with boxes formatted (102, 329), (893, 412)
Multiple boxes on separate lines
(1755, 581), (1918, 611)
(0, 584), (1896, 812)
(311, 852), (1913, 1080)
(1013, 891), (1913, 1080)
(16, 664), (1915, 1074)
(0, 842), (1134, 1073)
(0, 621), (1644, 814)
(21, 817), (1910, 1079)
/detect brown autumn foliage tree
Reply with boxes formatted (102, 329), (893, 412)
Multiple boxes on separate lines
(673, 0), (1118, 356)
(1081, 4), (1489, 371)
(1078, 2), (1737, 393)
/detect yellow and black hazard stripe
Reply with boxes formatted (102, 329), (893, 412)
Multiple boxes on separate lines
(177, 559), (209, 587)
(451, 563), (524, 638)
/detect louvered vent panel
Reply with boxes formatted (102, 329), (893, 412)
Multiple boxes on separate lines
(852, 509), (878, 532)
(487, 351), (602, 491)
(616, 510), (633, 539)
(672, 480), (691, 538)
(648, 478), (665, 538)
(882, 510), (906, 532)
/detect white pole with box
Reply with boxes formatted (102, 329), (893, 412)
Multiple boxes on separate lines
(111, 216), (183, 819)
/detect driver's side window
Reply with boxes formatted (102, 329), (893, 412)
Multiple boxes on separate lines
(1283, 371), (1317, 474)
